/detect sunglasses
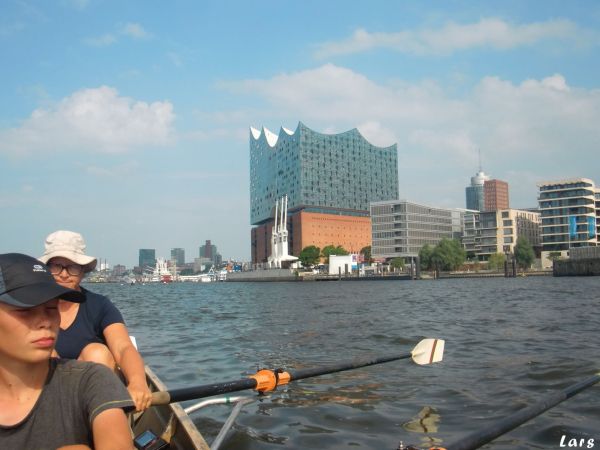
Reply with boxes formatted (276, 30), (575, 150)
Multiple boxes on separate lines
(48, 263), (83, 276)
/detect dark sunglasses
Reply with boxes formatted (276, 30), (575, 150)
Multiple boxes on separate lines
(48, 263), (83, 276)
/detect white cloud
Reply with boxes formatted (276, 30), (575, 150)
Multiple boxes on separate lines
(315, 18), (592, 58)
(0, 86), (175, 155)
(220, 64), (600, 207)
(82, 161), (141, 177)
(122, 22), (150, 39)
(84, 22), (151, 46)
(167, 51), (183, 67)
(84, 33), (117, 47)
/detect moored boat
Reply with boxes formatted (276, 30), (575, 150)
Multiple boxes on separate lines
(132, 366), (210, 450)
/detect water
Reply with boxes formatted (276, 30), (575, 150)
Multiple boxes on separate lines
(87, 277), (600, 449)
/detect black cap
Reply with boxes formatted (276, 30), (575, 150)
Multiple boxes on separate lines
(0, 253), (85, 307)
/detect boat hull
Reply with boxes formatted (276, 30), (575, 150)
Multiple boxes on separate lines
(132, 366), (210, 450)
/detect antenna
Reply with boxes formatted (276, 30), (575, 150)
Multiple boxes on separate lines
(478, 148), (482, 172)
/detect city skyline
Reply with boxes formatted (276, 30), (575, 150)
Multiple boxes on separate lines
(2, 1), (600, 267)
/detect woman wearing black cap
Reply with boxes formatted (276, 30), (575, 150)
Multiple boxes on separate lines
(0, 253), (134, 450)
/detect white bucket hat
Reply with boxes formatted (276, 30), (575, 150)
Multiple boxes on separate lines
(39, 230), (97, 273)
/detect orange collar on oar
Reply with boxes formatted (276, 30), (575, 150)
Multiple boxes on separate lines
(248, 369), (291, 393)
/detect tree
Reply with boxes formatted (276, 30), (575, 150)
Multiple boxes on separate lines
(360, 246), (372, 264)
(390, 257), (405, 271)
(419, 244), (433, 270)
(299, 245), (321, 268)
(430, 238), (466, 271)
(514, 236), (535, 270)
(321, 245), (349, 261)
(487, 253), (505, 271)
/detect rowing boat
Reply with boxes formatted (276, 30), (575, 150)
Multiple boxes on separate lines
(132, 366), (210, 450)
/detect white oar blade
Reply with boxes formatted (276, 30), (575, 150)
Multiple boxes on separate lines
(411, 338), (445, 365)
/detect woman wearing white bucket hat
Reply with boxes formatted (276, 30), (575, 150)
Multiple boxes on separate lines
(39, 230), (152, 412)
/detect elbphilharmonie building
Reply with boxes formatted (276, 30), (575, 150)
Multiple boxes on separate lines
(250, 122), (398, 264)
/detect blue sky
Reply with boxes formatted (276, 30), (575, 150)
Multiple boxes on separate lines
(2, 1), (600, 267)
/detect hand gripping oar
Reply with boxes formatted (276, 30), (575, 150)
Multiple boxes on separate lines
(151, 338), (444, 405)
(427, 372), (600, 450)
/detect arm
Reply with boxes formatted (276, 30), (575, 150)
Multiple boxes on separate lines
(92, 408), (134, 450)
(104, 322), (152, 411)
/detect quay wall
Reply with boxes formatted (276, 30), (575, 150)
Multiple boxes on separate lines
(226, 268), (299, 282)
(553, 258), (600, 276)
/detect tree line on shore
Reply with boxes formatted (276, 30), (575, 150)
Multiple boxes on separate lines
(298, 237), (536, 272)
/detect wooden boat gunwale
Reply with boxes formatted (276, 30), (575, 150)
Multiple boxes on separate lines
(133, 366), (210, 450)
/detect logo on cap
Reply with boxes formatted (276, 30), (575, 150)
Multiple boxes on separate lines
(33, 264), (47, 273)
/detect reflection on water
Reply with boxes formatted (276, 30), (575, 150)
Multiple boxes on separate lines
(87, 277), (600, 449)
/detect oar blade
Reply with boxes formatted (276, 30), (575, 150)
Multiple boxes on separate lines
(411, 338), (445, 365)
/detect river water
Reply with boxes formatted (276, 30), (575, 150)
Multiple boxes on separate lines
(87, 277), (600, 449)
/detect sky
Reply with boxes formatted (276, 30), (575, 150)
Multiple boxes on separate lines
(1, 1), (600, 267)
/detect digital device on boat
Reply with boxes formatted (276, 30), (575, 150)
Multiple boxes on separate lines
(134, 429), (168, 450)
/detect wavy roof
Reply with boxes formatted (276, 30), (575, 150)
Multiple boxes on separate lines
(250, 122), (394, 150)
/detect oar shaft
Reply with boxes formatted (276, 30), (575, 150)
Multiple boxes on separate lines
(152, 352), (412, 405)
(444, 373), (600, 450)
(153, 378), (258, 405)
(288, 352), (412, 381)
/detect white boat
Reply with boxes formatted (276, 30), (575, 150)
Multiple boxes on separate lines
(142, 258), (175, 283)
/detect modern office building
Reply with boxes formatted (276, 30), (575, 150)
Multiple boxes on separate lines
(199, 240), (222, 265)
(462, 210), (481, 256)
(170, 248), (185, 266)
(537, 178), (598, 267)
(462, 209), (540, 260)
(483, 179), (509, 211)
(370, 200), (464, 262)
(250, 122), (398, 264)
(478, 209), (540, 258)
(465, 170), (490, 211)
(138, 249), (156, 270)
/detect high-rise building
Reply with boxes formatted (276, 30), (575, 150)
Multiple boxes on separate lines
(138, 249), (156, 270)
(250, 122), (399, 264)
(537, 178), (598, 266)
(465, 170), (490, 211)
(483, 179), (509, 211)
(370, 200), (464, 261)
(199, 240), (222, 265)
(170, 248), (185, 266)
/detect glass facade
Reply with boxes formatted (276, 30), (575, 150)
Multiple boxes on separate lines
(170, 248), (185, 266)
(465, 170), (490, 211)
(537, 178), (598, 251)
(138, 249), (156, 269)
(371, 200), (464, 258)
(250, 122), (398, 225)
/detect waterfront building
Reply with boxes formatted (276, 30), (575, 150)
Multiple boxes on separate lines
(477, 209), (540, 259)
(461, 210), (481, 257)
(465, 170), (490, 211)
(138, 248), (156, 270)
(199, 240), (222, 266)
(537, 178), (598, 268)
(483, 179), (509, 211)
(170, 248), (185, 266)
(370, 200), (464, 262)
(112, 264), (126, 277)
(250, 122), (398, 264)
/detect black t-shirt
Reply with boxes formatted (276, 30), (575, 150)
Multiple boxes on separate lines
(0, 359), (134, 449)
(55, 287), (125, 359)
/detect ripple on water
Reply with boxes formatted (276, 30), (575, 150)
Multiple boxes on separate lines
(84, 277), (600, 449)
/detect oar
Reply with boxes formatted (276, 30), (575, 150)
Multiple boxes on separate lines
(430, 372), (600, 450)
(152, 338), (444, 405)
